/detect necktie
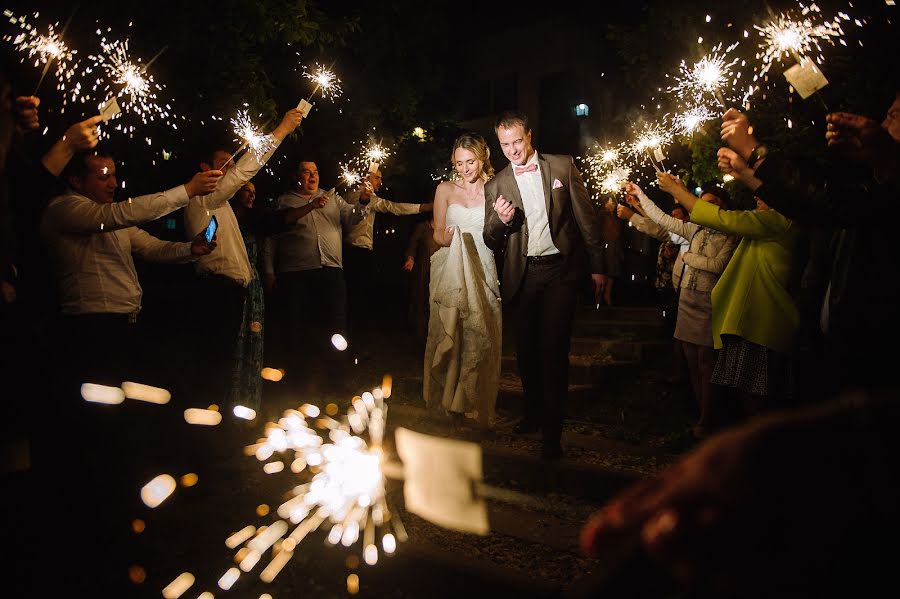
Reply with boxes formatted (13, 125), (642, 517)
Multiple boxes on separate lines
(514, 163), (538, 176)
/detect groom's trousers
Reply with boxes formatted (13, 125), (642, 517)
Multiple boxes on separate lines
(510, 254), (578, 448)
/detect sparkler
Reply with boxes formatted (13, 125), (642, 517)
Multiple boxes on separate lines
(303, 63), (343, 103)
(754, 6), (845, 77)
(221, 110), (276, 168)
(340, 162), (363, 188)
(630, 123), (673, 173)
(672, 104), (717, 137)
(3, 10), (79, 96)
(86, 37), (174, 133)
(668, 42), (742, 109)
(600, 167), (632, 195)
(177, 387), (404, 594)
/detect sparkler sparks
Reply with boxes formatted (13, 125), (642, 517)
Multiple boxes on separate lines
(668, 42), (741, 108)
(230, 110), (276, 161)
(754, 6), (846, 76)
(178, 390), (404, 593)
(3, 11), (79, 94)
(600, 167), (632, 195)
(340, 163), (362, 187)
(86, 37), (174, 132)
(303, 63), (343, 102)
(672, 104), (718, 136)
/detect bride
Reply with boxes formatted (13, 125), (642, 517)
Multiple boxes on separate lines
(424, 133), (502, 431)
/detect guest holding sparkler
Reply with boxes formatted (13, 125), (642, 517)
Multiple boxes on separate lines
(262, 160), (368, 394)
(717, 97), (900, 397)
(623, 181), (738, 437)
(344, 167), (432, 342)
(644, 170), (802, 427)
(183, 108), (303, 414)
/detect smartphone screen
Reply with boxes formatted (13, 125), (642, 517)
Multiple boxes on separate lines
(204, 215), (218, 243)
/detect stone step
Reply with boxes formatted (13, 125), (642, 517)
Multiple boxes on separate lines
(575, 305), (665, 324)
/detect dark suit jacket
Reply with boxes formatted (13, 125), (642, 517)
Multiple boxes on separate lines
(483, 152), (617, 302)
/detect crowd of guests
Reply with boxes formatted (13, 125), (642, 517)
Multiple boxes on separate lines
(3, 57), (900, 594)
(582, 90), (900, 596)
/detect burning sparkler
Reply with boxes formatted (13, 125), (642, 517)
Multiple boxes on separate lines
(754, 6), (846, 77)
(86, 36), (174, 133)
(630, 122), (673, 173)
(600, 167), (632, 195)
(672, 104), (718, 137)
(303, 63), (343, 103)
(668, 42), (742, 109)
(340, 162), (363, 188)
(227, 110), (276, 164)
(3, 11), (79, 96)
(174, 384), (404, 594)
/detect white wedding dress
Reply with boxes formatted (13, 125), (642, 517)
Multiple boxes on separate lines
(424, 203), (502, 428)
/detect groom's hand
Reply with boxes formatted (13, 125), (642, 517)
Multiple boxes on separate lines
(493, 196), (516, 224)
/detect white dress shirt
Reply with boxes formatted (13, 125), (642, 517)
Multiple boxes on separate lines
(42, 185), (194, 315)
(183, 139), (282, 287)
(513, 152), (559, 257)
(262, 188), (367, 274)
(343, 190), (421, 250)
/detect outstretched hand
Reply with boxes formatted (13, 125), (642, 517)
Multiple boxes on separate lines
(825, 111), (890, 165)
(272, 108), (304, 140)
(185, 170), (223, 197)
(656, 172), (687, 195)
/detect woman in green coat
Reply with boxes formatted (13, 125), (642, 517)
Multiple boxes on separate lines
(656, 172), (802, 422)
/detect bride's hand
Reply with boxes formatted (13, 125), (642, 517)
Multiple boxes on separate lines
(445, 226), (456, 244)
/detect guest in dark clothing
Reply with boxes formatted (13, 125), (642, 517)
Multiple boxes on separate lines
(717, 96), (900, 396)
(403, 216), (440, 344)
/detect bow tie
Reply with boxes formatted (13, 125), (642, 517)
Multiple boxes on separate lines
(514, 163), (538, 176)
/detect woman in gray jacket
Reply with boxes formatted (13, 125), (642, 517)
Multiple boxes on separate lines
(625, 181), (738, 438)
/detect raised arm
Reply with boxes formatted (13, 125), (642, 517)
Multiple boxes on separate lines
(625, 181), (698, 241)
(690, 201), (792, 240)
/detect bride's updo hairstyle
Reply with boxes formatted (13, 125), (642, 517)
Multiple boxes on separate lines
(451, 133), (494, 182)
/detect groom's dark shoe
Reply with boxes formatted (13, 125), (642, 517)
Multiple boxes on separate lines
(513, 419), (540, 434)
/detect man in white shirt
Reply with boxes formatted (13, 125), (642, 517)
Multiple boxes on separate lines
(262, 160), (368, 392)
(182, 108), (303, 411)
(43, 150), (220, 391)
(343, 168), (432, 338)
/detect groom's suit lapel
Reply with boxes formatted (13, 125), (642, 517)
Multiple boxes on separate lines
(502, 166), (524, 211)
(538, 153), (553, 219)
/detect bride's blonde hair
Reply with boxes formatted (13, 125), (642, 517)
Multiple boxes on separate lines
(450, 133), (494, 182)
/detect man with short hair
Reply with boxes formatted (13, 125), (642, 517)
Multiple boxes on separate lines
(343, 168), (432, 338)
(484, 110), (620, 459)
(262, 160), (368, 392)
(182, 108), (303, 411)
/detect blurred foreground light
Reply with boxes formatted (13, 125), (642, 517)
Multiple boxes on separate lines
(128, 565), (146, 584)
(382, 533), (397, 554)
(260, 367), (284, 382)
(217, 567), (240, 590)
(364, 544), (378, 565)
(162, 572), (194, 599)
(141, 474), (176, 508)
(347, 573), (360, 594)
(121, 381), (171, 404)
(263, 461), (284, 474)
(131, 519), (146, 534)
(331, 333), (348, 351)
(234, 405), (257, 420)
(259, 549), (292, 583)
(180, 473), (199, 487)
(226, 525), (256, 549)
(81, 383), (125, 404)
(382, 375), (393, 398)
(184, 408), (222, 426)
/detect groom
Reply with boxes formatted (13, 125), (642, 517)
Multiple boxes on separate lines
(484, 111), (618, 459)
